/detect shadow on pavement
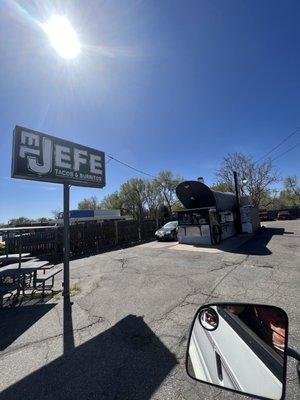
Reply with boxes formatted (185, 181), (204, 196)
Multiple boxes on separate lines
(1, 314), (178, 400)
(228, 227), (285, 256)
(63, 294), (75, 355)
(0, 302), (57, 350)
(191, 227), (286, 256)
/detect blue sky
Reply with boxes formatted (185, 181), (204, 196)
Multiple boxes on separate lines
(1, 0), (300, 223)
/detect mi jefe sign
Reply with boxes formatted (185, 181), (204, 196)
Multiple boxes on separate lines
(11, 126), (105, 188)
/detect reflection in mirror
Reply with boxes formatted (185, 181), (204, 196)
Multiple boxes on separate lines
(199, 307), (219, 331)
(187, 304), (287, 400)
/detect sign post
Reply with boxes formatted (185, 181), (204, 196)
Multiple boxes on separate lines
(63, 183), (70, 296)
(11, 126), (106, 295)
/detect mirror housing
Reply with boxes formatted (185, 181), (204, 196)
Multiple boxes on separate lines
(186, 303), (288, 400)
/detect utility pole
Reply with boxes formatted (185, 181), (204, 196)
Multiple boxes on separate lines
(233, 171), (242, 234)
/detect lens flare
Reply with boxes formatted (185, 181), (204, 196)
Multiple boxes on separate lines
(42, 16), (81, 59)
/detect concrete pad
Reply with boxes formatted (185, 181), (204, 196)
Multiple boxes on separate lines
(169, 243), (221, 253)
(138, 234), (253, 254)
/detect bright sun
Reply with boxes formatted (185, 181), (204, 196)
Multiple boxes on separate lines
(42, 16), (81, 59)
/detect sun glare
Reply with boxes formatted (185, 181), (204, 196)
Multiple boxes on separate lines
(42, 16), (81, 59)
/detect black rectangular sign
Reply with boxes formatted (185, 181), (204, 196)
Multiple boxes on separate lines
(11, 126), (105, 188)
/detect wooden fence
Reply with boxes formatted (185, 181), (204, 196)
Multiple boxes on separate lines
(4, 220), (157, 257)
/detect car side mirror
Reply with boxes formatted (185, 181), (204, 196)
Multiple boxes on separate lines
(186, 303), (288, 400)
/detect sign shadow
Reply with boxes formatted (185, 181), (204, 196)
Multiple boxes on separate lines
(1, 314), (178, 400)
(0, 303), (57, 351)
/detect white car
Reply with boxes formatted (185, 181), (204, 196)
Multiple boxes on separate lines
(188, 306), (283, 400)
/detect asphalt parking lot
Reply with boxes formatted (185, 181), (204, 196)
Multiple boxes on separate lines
(0, 220), (299, 400)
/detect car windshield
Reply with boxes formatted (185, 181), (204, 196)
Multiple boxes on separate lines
(163, 221), (178, 229)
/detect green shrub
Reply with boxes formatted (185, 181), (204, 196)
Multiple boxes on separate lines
(0, 242), (5, 255)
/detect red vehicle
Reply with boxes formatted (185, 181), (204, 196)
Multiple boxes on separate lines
(259, 211), (268, 221)
(277, 210), (292, 220)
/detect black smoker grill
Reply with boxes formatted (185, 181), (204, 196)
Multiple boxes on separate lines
(176, 181), (236, 211)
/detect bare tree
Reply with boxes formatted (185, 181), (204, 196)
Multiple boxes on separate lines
(155, 171), (184, 215)
(215, 152), (278, 207)
(119, 178), (146, 221)
(284, 176), (300, 197)
(144, 180), (163, 220)
(37, 217), (50, 223)
(78, 196), (99, 210)
(51, 209), (62, 219)
(76, 170), (184, 221)
(8, 217), (32, 226)
(210, 182), (232, 192)
(100, 192), (124, 212)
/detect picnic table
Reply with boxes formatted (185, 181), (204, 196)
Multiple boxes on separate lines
(0, 253), (30, 260)
(0, 260), (62, 305)
(0, 260), (49, 274)
(0, 261), (49, 296)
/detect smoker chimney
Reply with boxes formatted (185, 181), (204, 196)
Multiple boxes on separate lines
(197, 177), (204, 183)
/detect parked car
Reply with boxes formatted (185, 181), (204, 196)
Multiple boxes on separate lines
(277, 210), (293, 220)
(155, 221), (178, 241)
(259, 211), (268, 221)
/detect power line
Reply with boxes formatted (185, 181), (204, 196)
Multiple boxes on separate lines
(106, 138), (299, 180)
(254, 127), (300, 164)
(105, 155), (176, 195)
(106, 154), (157, 179)
(106, 155), (172, 192)
(271, 142), (300, 162)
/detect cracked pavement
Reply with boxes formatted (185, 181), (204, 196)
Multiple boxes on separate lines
(0, 220), (299, 400)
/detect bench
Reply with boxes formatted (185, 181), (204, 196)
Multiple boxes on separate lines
(35, 268), (62, 297)
(0, 283), (19, 307)
(39, 264), (54, 274)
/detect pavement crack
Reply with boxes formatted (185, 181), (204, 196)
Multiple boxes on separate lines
(0, 316), (107, 358)
(44, 340), (51, 364)
(204, 255), (249, 302)
(118, 257), (127, 270)
(210, 265), (230, 272)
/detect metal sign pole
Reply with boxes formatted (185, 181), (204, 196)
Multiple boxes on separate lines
(63, 183), (70, 296)
(233, 171), (242, 234)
